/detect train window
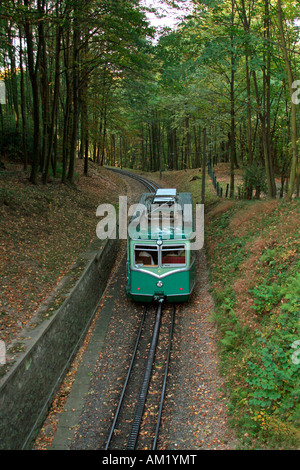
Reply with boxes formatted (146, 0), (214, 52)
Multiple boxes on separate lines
(134, 245), (158, 267)
(161, 245), (186, 266)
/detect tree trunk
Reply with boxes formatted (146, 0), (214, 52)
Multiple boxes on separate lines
(23, 0), (40, 184)
(252, 69), (275, 198)
(229, 3), (236, 198)
(39, 1), (49, 175)
(62, 29), (72, 183)
(43, 23), (61, 184)
(7, 23), (19, 130)
(68, 5), (80, 184)
(264, 0), (276, 197)
(19, 26), (28, 170)
(277, 0), (298, 201)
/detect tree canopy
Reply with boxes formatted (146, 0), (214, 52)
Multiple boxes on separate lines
(0, 0), (299, 198)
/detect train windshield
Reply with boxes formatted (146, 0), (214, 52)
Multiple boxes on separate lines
(161, 245), (186, 266)
(134, 245), (159, 267)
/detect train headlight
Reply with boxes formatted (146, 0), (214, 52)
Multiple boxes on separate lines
(156, 281), (163, 288)
(157, 240), (162, 246)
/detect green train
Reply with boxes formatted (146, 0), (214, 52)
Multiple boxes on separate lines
(126, 189), (196, 303)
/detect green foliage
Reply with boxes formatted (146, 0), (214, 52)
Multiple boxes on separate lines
(0, 116), (33, 163)
(247, 339), (299, 411)
(220, 329), (240, 349)
(243, 164), (267, 198)
(206, 197), (300, 448)
(250, 282), (282, 315)
(246, 288), (300, 425)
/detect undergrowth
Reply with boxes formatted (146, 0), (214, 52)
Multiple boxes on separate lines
(205, 198), (300, 449)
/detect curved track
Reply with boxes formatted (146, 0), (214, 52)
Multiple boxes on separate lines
(105, 167), (161, 193)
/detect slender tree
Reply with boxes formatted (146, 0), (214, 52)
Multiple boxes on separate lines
(277, 0), (298, 201)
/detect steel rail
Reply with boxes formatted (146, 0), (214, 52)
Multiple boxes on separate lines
(152, 304), (176, 450)
(105, 167), (161, 193)
(126, 301), (164, 450)
(104, 307), (148, 450)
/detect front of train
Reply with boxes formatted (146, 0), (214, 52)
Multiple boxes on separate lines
(126, 189), (196, 303)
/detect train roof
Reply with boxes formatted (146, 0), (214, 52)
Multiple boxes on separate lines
(128, 189), (194, 241)
(153, 188), (177, 203)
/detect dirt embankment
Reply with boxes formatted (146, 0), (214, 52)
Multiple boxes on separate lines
(0, 161), (126, 345)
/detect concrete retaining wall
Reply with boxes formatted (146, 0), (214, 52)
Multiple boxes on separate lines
(0, 236), (120, 449)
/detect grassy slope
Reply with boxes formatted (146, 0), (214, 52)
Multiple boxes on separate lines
(206, 198), (300, 449)
(144, 167), (300, 449)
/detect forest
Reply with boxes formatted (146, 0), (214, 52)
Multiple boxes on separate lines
(0, 0), (300, 450)
(0, 0), (299, 200)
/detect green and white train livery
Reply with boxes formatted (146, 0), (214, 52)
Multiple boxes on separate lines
(126, 189), (197, 303)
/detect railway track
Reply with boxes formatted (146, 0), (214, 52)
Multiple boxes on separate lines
(36, 167), (175, 450)
(105, 167), (161, 193)
(103, 168), (174, 450)
(104, 302), (176, 450)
